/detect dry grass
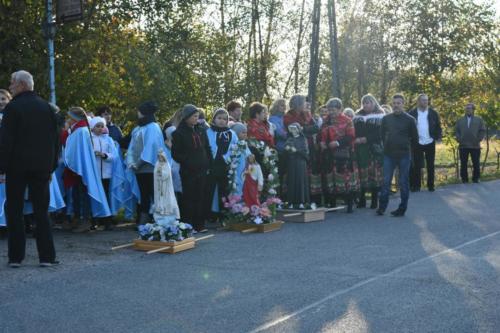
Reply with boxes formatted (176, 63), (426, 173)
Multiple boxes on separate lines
(433, 139), (500, 185)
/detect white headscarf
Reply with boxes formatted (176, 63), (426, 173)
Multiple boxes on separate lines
(89, 116), (106, 129)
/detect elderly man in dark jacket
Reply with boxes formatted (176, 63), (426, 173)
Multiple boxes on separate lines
(377, 94), (418, 217)
(408, 94), (442, 192)
(0, 70), (60, 268)
(455, 103), (486, 183)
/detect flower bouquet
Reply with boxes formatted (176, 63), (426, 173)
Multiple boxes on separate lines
(138, 221), (193, 242)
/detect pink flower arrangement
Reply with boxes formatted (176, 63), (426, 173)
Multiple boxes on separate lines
(223, 194), (243, 209)
(265, 197), (282, 206)
(250, 205), (261, 216)
(260, 207), (271, 217)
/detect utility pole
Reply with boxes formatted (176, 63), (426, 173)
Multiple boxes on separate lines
(43, 0), (57, 104)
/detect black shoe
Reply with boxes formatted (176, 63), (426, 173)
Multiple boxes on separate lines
(390, 209), (405, 217)
(370, 191), (378, 209)
(376, 209), (384, 216)
(8, 262), (22, 268)
(473, 179), (480, 183)
(428, 187), (435, 192)
(410, 187), (420, 192)
(346, 201), (353, 213)
(357, 197), (366, 208)
(39, 260), (60, 268)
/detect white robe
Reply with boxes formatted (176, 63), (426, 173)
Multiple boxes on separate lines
(153, 151), (180, 225)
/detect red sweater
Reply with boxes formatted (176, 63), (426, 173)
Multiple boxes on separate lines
(247, 118), (275, 147)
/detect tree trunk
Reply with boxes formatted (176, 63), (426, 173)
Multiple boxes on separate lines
(294, 0), (307, 94)
(482, 127), (489, 173)
(220, 0), (229, 101)
(307, 0), (321, 111)
(327, 0), (340, 98)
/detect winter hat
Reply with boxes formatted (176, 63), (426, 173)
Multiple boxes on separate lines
(89, 116), (107, 130)
(231, 122), (247, 135)
(181, 104), (199, 121)
(211, 108), (229, 124)
(68, 107), (88, 122)
(165, 126), (176, 141)
(138, 101), (158, 116)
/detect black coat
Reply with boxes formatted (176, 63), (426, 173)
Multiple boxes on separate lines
(171, 122), (210, 176)
(0, 91), (60, 174)
(408, 107), (442, 141)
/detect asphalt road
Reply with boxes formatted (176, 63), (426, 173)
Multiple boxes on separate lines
(1, 180), (499, 333)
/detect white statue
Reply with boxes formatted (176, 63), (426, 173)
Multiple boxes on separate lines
(153, 150), (180, 226)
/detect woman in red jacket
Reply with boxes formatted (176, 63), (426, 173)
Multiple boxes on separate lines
(320, 98), (359, 213)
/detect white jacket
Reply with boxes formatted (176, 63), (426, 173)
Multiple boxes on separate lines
(91, 133), (116, 179)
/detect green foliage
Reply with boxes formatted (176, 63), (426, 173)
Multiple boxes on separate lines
(0, 0), (498, 135)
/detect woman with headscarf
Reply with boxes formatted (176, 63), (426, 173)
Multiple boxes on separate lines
(320, 98), (358, 213)
(126, 101), (167, 225)
(353, 94), (385, 209)
(205, 108), (238, 220)
(172, 105), (211, 232)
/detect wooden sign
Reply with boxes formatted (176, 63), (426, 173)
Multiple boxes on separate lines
(57, 0), (83, 23)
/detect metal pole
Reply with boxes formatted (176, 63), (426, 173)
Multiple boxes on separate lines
(46, 0), (56, 104)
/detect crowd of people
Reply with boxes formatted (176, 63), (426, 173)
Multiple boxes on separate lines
(0, 70), (487, 267)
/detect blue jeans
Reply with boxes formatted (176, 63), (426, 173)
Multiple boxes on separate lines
(379, 154), (411, 212)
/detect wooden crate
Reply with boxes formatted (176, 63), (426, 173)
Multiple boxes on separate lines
(276, 208), (326, 223)
(226, 220), (284, 233)
(133, 237), (195, 254)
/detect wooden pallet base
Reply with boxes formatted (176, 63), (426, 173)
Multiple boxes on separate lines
(276, 208), (326, 223)
(133, 238), (195, 254)
(226, 220), (284, 233)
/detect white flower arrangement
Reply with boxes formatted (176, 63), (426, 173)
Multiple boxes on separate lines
(138, 220), (193, 242)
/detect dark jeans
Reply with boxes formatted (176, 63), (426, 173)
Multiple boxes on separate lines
(459, 148), (481, 182)
(379, 154), (411, 212)
(72, 176), (90, 219)
(180, 171), (207, 231)
(135, 173), (154, 214)
(5, 169), (55, 263)
(410, 141), (435, 190)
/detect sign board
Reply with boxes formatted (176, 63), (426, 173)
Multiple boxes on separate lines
(57, 0), (83, 23)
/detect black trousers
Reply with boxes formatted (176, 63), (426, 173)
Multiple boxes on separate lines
(410, 142), (436, 189)
(135, 173), (154, 214)
(459, 148), (481, 182)
(5, 169), (55, 263)
(277, 151), (287, 198)
(180, 171), (207, 231)
(205, 162), (229, 219)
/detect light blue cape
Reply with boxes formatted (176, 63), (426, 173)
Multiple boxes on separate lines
(64, 127), (111, 218)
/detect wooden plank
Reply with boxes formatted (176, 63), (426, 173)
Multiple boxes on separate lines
(226, 221), (283, 233)
(325, 206), (346, 212)
(133, 238), (196, 254)
(277, 208), (326, 223)
(147, 245), (173, 255)
(111, 243), (134, 251)
(241, 227), (259, 233)
(195, 234), (214, 242)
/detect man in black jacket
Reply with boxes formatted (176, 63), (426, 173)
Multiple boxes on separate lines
(0, 71), (60, 267)
(172, 104), (211, 232)
(377, 94), (418, 217)
(408, 94), (442, 192)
